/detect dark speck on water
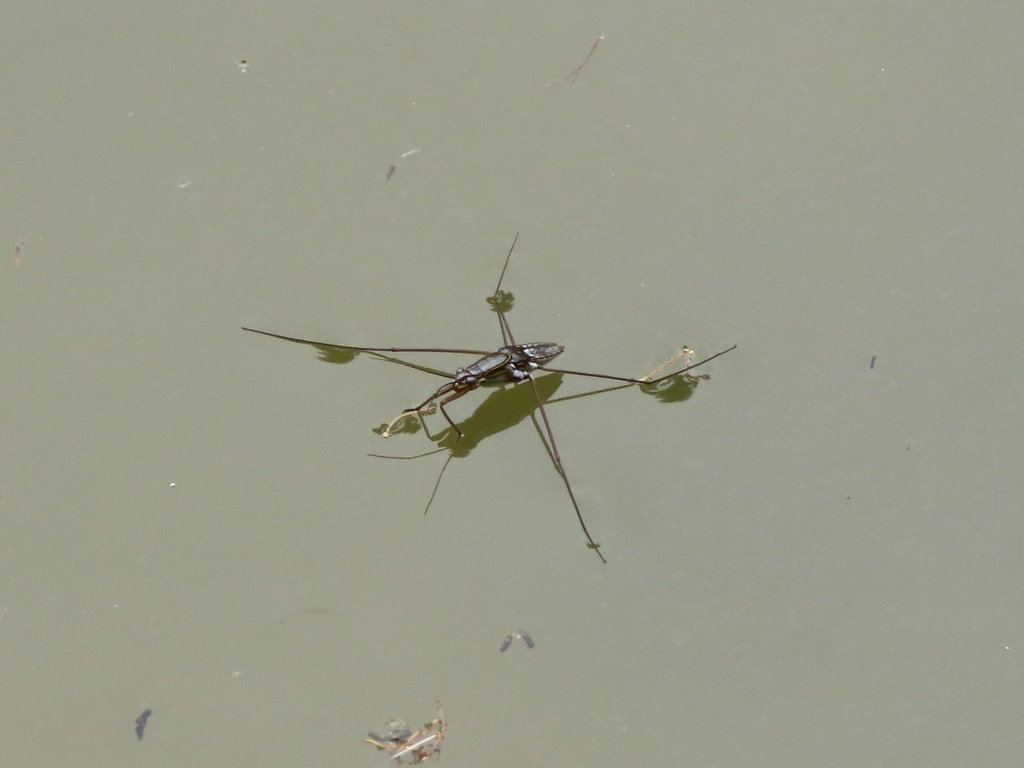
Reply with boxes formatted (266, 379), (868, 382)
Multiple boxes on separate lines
(386, 165), (396, 182)
(870, 355), (876, 369)
(135, 709), (152, 740)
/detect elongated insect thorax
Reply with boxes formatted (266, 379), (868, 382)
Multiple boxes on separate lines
(453, 351), (513, 388)
(453, 343), (564, 389)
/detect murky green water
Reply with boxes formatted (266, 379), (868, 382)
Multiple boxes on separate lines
(3, 2), (1024, 766)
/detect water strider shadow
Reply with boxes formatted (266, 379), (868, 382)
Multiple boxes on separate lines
(368, 367), (705, 521)
(374, 371), (566, 457)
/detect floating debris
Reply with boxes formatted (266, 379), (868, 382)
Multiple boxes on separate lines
(500, 630), (534, 652)
(134, 709), (152, 740)
(548, 33), (605, 87)
(870, 355), (876, 369)
(384, 150), (421, 183)
(640, 347), (694, 381)
(365, 701), (446, 764)
(368, 719), (413, 747)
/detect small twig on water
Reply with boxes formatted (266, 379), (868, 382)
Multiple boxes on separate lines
(548, 33), (605, 87)
(379, 411), (406, 438)
(380, 403), (436, 438)
(389, 733), (438, 762)
(640, 347), (694, 382)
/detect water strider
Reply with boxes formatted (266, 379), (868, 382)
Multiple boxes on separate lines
(243, 235), (735, 562)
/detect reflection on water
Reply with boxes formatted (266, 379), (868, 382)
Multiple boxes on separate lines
(134, 709), (151, 740)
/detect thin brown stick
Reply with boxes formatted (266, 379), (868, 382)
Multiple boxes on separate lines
(548, 34), (605, 87)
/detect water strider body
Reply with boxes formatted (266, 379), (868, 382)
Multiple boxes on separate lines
(243, 235), (735, 562)
(402, 341), (565, 438)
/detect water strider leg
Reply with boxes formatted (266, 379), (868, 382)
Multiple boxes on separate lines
(241, 326), (491, 357)
(436, 390), (472, 438)
(398, 382), (468, 438)
(526, 374), (606, 562)
(489, 234), (606, 562)
(423, 454), (455, 516)
(492, 233), (519, 346)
